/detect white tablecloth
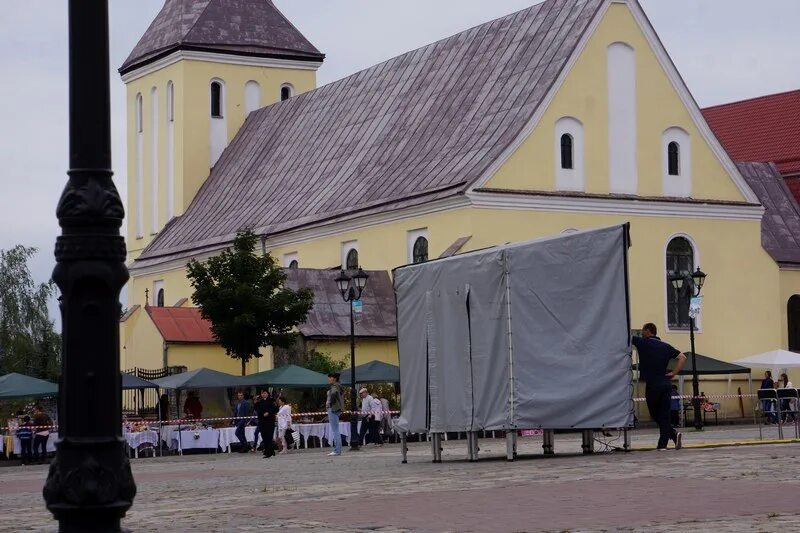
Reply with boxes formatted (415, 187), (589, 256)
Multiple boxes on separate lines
(13, 432), (59, 454)
(171, 429), (219, 451)
(294, 422), (361, 448)
(125, 431), (159, 449)
(218, 426), (258, 452)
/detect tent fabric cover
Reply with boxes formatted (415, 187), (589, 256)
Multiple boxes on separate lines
(152, 367), (244, 389)
(0, 373), (58, 399)
(633, 353), (752, 375)
(238, 365), (329, 388)
(122, 373), (160, 389)
(393, 225), (634, 433)
(732, 350), (800, 369)
(340, 360), (400, 384)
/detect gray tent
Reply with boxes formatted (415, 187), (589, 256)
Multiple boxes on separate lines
(151, 368), (244, 389)
(238, 365), (328, 388)
(393, 225), (634, 433)
(122, 373), (159, 389)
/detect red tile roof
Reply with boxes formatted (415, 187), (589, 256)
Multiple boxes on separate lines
(146, 306), (216, 343)
(702, 90), (800, 177)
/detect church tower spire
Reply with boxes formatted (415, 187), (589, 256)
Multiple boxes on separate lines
(120, 0), (323, 260)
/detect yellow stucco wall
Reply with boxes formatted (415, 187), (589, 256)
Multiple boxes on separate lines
(166, 343), (260, 376)
(485, 3), (746, 202)
(120, 307), (164, 371)
(309, 340), (400, 367)
(124, 59), (316, 260)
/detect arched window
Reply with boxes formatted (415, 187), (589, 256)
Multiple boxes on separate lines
(210, 81), (222, 117)
(788, 296), (800, 351)
(288, 259), (299, 269)
(346, 248), (359, 270)
(166, 81), (174, 122)
(245, 80), (261, 114)
(280, 84), (293, 102)
(560, 134), (573, 169)
(668, 141), (680, 176)
(412, 237), (429, 263)
(156, 288), (165, 307)
(666, 236), (694, 329)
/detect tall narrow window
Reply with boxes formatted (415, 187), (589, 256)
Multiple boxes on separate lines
(135, 93), (144, 238)
(166, 81), (174, 122)
(156, 289), (165, 307)
(607, 42), (637, 194)
(666, 237), (694, 329)
(667, 141), (680, 176)
(150, 86), (159, 234)
(135, 93), (143, 133)
(280, 84), (293, 102)
(166, 82), (175, 220)
(210, 81), (222, 117)
(288, 260), (299, 269)
(245, 80), (261, 114)
(560, 134), (574, 169)
(413, 237), (429, 264)
(346, 248), (359, 270)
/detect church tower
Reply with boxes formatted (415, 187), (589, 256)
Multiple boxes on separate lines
(119, 0), (324, 260)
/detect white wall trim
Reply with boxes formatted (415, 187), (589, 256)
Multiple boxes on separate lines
(468, 190), (764, 220)
(245, 80), (261, 115)
(407, 228), (429, 263)
(121, 50), (322, 83)
(662, 127), (691, 197)
(554, 116), (585, 191)
(150, 86), (159, 235)
(468, 0), (610, 192)
(663, 232), (702, 333)
(135, 93), (144, 239)
(607, 41), (638, 194)
(166, 81), (175, 220)
(620, 0), (759, 204)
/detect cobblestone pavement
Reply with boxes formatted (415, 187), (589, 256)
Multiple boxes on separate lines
(1, 425), (799, 532)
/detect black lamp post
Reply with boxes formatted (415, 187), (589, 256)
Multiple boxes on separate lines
(335, 267), (369, 450)
(43, 1), (135, 530)
(670, 267), (707, 431)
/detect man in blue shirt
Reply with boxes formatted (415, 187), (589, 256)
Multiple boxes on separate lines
(632, 323), (687, 450)
(233, 391), (253, 453)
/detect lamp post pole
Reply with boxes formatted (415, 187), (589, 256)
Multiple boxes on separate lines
(689, 315), (702, 430)
(43, 1), (135, 530)
(336, 268), (369, 451)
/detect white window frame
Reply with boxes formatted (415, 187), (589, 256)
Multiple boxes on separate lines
(341, 240), (359, 269)
(554, 117), (585, 191)
(283, 252), (299, 268)
(663, 233), (702, 333)
(407, 228), (429, 264)
(153, 280), (165, 307)
(280, 83), (294, 101)
(662, 127), (691, 197)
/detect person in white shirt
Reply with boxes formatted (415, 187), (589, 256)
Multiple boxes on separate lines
(375, 392), (392, 437)
(276, 395), (294, 454)
(369, 393), (384, 446)
(777, 373), (796, 422)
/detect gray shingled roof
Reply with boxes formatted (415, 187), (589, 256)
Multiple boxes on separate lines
(284, 269), (396, 339)
(738, 162), (800, 266)
(120, 0), (324, 74)
(136, 0), (603, 264)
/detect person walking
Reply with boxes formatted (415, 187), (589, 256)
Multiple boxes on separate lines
(233, 391), (252, 453)
(760, 371), (777, 424)
(357, 388), (375, 446)
(632, 323), (687, 450)
(375, 391), (392, 438)
(254, 389), (278, 458)
(326, 373), (343, 456)
(276, 395), (294, 454)
(31, 405), (52, 464)
(777, 373), (795, 422)
(369, 391), (384, 446)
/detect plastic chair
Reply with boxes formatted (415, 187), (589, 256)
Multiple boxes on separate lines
(776, 388), (800, 438)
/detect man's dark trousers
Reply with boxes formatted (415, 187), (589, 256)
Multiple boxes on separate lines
(235, 423), (248, 450)
(645, 381), (677, 449)
(20, 439), (33, 464)
(259, 422), (275, 457)
(33, 434), (48, 462)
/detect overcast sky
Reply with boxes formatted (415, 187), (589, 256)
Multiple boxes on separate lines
(1, 0), (799, 321)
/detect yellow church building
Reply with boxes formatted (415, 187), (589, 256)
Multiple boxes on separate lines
(119, 0), (800, 413)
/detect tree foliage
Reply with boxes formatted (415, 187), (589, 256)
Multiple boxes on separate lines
(301, 350), (346, 376)
(187, 230), (314, 375)
(0, 245), (61, 380)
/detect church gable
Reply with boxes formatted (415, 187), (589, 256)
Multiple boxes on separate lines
(481, 0), (756, 205)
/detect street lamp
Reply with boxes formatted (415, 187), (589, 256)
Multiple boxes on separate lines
(335, 267), (369, 450)
(42, 1), (135, 530)
(670, 267), (707, 430)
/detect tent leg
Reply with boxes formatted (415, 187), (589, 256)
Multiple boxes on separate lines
(401, 432), (408, 464)
(623, 428), (631, 452)
(505, 431), (515, 461)
(431, 433), (442, 463)
(542, 429), (554, 456)
(581, 430), (594, 454)
(466, 432), (479, 462)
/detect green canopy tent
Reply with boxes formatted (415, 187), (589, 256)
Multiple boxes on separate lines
(0, 373), (58, 399)
(151, 367), (245, 390)
(340, 360), (400, 385)
(122, 373), (159, 390)
(238, 365), (329, 388)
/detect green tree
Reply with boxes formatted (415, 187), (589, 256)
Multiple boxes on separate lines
(187, 230), (314, 375)
(0, 245), (61, 380)
(301, 350), (346, 375)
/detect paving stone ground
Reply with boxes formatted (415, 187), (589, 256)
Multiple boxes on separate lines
(1, 424), (799, 532)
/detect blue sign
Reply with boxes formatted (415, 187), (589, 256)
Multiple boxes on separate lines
(353, 299), (363, 314)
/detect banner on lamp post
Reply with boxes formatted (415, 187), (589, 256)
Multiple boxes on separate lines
(689, 296), (702, 319)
